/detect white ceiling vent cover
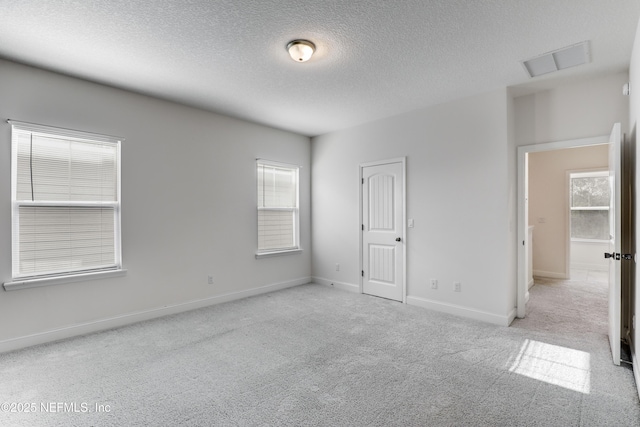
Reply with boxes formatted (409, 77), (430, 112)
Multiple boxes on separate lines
(522, 41), (591, 78)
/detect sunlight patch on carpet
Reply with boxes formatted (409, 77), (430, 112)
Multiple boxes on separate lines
(508, 339), (591, 394)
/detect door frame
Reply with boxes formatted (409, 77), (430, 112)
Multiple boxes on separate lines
(359, 157), (407, 303)
(517, 136), (609, 318)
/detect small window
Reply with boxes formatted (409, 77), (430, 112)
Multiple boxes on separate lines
(570, 171), (610, 241)
(9, 121), (123, 282)
(256, 160), (299, 256)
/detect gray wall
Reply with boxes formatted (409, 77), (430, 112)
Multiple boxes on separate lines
(0, 59), (311, 348)
(311, 72), (630, 327)
(513, 73), (629, 146)
(311, 89), (515, 324)
(0, 55), (634, 356)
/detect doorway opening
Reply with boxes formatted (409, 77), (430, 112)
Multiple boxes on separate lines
(517, 126), (626, 366)
(517, 135), (610, 316)
(526, 147), (609, 283)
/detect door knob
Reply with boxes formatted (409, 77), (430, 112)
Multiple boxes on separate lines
(396, 237), (401, 242)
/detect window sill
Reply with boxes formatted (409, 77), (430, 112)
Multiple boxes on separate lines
(255, 249), (302, 259)
(3, 269), (128, 291)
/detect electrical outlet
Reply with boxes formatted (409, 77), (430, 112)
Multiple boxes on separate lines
(431, 279), (438, 290)
(454, 281), (461, 292)
(207, 276), (214, 285)
(336, 263), (340, 271)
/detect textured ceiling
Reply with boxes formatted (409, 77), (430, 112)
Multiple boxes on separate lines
(1, 1), (639, 136)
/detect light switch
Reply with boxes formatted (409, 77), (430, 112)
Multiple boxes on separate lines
(408, 219), (414, 228)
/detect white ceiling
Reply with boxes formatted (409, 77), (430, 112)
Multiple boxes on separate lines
(1, 1), (639, 136)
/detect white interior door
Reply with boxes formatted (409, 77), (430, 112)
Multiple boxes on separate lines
(607, 122), (622, 366)
(361, 161), (404, 302)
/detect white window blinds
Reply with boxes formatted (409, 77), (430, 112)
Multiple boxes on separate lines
(257, 161), (299, 253)
(10, 121), (122, 279)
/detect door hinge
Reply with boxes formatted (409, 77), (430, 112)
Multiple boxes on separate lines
(362, 178), (364, 184)
(605, 252), (634, 261)
(361, 270), (364, 277)
(362, 224), (364, 231)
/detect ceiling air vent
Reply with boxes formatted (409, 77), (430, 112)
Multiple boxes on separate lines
(522, 41), (591, 78)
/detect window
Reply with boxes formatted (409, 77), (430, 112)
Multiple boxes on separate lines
(7, 121), (123, 286)
(570, 171), (610, 241)
(256, 160), (300, 256)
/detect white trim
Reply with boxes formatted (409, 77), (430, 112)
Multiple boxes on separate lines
(571, 237), (610, 242)
(255, 249), (303, 259)
(4, 269), (128, 291)
(360, 157), (407, 168)
(15, 201), (119, 208)
(519, 135), (608, 154)
(631, 340), (640, 400)
(570, 262), (608, 272)
(9, 121), (123, 281)
(8, 119), (124, 144)
(0, 276), (310, 354)
(256, 160), (300, 254)
(407, 296), (516, 326)
(312, 276), (359, 293)
(571, 170), (609, 179)
(255, 158), (301, 169)
(402, 158), (407, 304)
(532, 270), (569, 279)
(564, 168), (571, 281)
(517, 135), (609, 318)
(359, 166), (363, 295)
(359, 157), (407, 303)
(568, 168), (610, 246)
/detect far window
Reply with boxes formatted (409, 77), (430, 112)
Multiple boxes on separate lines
(9, 121), (123, 281)
(256, 160), (299, 255)
(570, 171), (610, 241)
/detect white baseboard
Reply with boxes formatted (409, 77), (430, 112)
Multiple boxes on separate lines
(570, 262), (608, 272)
(533, 270), (568, 279)
(631, 340), (640, 401)
(406, 296), (513, 326)
(0, 276), (310, 354)
(312, 276), (359, 293)
(527, 278), (534, 290)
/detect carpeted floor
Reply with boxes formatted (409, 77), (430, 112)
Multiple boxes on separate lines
(0, 275), (638, 426)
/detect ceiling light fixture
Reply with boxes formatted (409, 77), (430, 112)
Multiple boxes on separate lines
(287, 39), (315, 62)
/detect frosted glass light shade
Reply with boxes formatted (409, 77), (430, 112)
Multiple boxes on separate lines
(287, 40), (315, 62)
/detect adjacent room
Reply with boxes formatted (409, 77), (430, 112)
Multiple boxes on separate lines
(1, 1), (640, 425)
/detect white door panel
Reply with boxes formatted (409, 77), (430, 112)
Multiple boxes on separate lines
(607, 123), (622, 366)
(362, 161), (404, 302)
